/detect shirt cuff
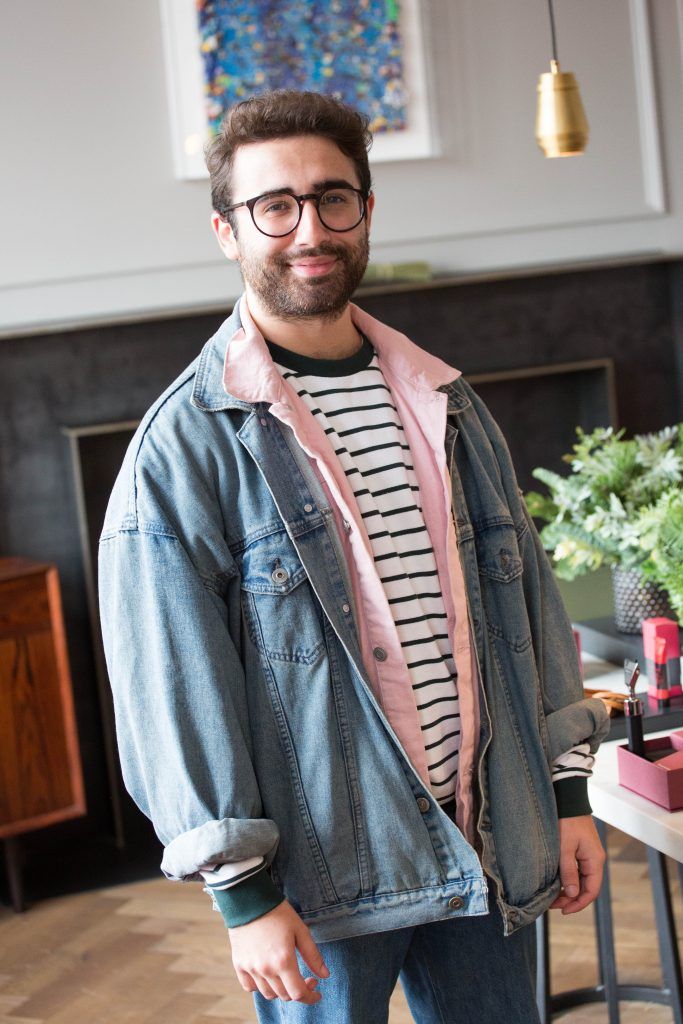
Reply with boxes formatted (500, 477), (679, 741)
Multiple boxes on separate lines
(553, 775), (592, 817)
(550, 741), (595, 783)
(207, 865), (285, 929)
(200, 855), (266, 889)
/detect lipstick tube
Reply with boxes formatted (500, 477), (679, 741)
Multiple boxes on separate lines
(654, 636), (671, 709)
(643, 617), (681, 700)
(624, 696), (646, 758)
(624, 659), (646, 758)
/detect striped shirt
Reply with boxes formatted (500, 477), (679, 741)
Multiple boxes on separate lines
(199, 332), (594, 899)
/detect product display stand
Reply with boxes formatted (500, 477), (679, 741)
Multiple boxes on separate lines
(536, 728), (683, 1023)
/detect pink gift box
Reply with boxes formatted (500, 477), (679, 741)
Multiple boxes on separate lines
(617, 732), (683, 810)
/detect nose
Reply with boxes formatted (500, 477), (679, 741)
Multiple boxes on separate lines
(291, 197), (331, 247)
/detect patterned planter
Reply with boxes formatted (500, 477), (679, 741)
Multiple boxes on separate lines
(611, 565), (677, 634)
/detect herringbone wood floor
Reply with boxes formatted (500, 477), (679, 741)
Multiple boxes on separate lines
(0, 826), (681, 1023)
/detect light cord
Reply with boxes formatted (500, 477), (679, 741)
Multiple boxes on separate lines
(547, 0), (559, 64)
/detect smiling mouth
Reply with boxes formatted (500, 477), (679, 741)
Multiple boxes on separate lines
(289, 258), (338, 278)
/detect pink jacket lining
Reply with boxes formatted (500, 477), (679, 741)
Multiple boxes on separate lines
(222, 296), (480, 846)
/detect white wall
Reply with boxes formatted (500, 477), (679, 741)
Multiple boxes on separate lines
(1, 0), (682, 335)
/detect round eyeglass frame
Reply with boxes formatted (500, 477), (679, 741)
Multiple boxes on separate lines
(223, 187), (369, 238)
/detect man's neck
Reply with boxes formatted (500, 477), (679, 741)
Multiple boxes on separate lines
(244, 290), (362, 360)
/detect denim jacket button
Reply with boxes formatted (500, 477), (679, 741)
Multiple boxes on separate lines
(373, 646), (388, 661)
(271, 567), (289, 584)
(416, 796), (430, 813)
(342, 603), (350, 614)
(304, 503), (313, 512)
(448, 895), (464, 910)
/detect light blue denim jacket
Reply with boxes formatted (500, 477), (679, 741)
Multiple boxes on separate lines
(98, 301), (610, 940)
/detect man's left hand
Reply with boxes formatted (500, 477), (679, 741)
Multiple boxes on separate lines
(548, 815), (606, 915)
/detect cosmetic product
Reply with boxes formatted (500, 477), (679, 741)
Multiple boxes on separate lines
(624, 659), (646, 758)
(653, 636), (671, 709)
(643, 617), (681, 700)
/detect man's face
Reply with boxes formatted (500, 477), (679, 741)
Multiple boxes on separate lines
(212, 135), (374, 322)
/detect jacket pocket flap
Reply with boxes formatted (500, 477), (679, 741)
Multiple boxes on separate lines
(238, 533), (308, 596)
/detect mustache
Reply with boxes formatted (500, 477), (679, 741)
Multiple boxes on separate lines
(270, 243), (351, 267)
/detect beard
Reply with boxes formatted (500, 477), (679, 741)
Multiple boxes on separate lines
(236, 231), (370, 323)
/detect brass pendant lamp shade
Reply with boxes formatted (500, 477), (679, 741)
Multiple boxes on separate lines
(535, 0), (589, 157)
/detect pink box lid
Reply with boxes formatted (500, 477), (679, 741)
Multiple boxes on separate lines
(642, 617), (680, 659)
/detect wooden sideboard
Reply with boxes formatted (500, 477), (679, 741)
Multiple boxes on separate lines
(0, 557), (86, 911)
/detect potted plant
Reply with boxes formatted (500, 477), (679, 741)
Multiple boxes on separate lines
(525, 424), (683, 633)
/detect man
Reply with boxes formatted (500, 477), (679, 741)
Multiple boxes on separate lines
(99, 90), (610, 1022)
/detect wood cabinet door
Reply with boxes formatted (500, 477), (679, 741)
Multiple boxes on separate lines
(0, 559), (86, 838)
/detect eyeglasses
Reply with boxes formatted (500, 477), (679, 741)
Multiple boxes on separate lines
(223, 187), (369, 237)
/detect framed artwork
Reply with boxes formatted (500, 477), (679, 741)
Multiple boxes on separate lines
(160, 0), (435, 179)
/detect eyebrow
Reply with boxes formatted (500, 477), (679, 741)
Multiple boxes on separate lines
(257, 179), (358, 198)
(311, 178), (357, 191)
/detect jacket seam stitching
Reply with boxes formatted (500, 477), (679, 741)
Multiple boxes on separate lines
(488, 639), (554, 878)
(98, 523), (231, 595)
(249, 604), (340, 903)
(130, 372), (198, 520)
(100, 522), (179, 541)
(324, 614), (371, 897)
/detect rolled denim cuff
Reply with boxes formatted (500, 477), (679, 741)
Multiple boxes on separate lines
(545, 698), (611, 761)
(554, 776), (592, 818)
(160, 816), (280, 882)
(210, 866), (285, 929)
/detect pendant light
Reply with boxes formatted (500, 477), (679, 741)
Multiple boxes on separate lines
(535, 0), (589, 157)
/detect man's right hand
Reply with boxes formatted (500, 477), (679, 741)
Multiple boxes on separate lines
(228, 899), (330, 1004)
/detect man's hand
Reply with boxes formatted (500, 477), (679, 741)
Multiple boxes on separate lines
(228, 899), (330, 1004)
(549, 815), (606, 915)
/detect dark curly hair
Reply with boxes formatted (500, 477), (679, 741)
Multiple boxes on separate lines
(205, 89), (373, 227)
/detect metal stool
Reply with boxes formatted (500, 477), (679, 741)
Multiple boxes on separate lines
(536, 816), (683, 1023)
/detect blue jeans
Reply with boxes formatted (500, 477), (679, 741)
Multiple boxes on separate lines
(253, 800), (540, 1024)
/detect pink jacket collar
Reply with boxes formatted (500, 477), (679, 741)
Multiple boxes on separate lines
(222, 295), (462, 402)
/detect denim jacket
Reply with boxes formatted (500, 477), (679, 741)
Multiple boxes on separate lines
(98, 300), (610, 941)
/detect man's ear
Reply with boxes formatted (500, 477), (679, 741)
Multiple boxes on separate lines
(365, 192), (375, 233)
(211, 211), (239, 261)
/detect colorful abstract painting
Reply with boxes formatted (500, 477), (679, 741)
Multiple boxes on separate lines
(196, 0), (408, 136)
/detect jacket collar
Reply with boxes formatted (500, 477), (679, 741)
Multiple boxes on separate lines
(191, 293), (470, 414)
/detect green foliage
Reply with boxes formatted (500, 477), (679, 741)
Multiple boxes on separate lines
(637, 491), (683, 621)
(525, 424), (683, 612)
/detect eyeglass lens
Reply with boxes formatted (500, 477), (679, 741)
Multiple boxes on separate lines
(252, 189), (364, 236)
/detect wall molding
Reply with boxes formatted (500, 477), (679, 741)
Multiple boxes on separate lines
(630, 0), (666, 213)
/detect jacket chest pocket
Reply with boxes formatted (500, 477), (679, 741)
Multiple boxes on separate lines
(237, 530), (326, 664)
(475, 521), (533, 653)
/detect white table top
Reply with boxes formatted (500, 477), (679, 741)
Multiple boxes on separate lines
(582, 651), (683, 861)
(588, 729), (683, 861)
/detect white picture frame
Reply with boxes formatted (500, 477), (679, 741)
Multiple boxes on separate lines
(159, 0), (436, 180)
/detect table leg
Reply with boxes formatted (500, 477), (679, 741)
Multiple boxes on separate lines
(646, 845), (683, 1024)
(594, 817), (621, 1024)
(3, 836), (25, 913)
(535, 912), (551, 1024)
